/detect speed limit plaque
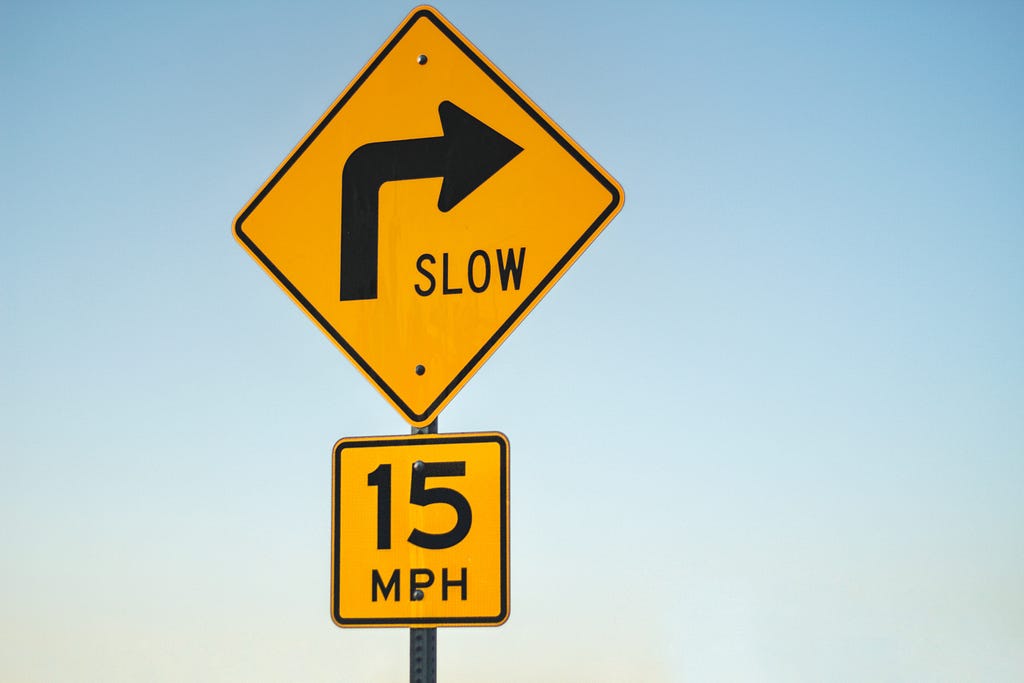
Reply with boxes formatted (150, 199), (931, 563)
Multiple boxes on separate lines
(332, 432), (509, 627)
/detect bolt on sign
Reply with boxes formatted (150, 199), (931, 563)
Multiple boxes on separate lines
(234, 6), (623, 426)
(332, 432), (509, 627)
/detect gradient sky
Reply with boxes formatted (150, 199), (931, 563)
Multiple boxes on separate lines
(3, 1), (1022, 681)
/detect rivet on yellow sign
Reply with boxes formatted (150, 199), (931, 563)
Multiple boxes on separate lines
(332, 432), (509, 627)
(235, 6), (624, 426)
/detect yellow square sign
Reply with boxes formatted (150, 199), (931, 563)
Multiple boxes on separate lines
(235, 6), (623, 426)
(332, 432), (509, 627)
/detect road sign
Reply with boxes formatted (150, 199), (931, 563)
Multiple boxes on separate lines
(332, 432), (509, 627)
(235, 6), (623, 426)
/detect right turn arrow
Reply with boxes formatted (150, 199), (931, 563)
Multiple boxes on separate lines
(339, 100), (524, 301)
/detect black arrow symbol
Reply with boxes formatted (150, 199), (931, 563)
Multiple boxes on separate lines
(339, 100), (524, 301)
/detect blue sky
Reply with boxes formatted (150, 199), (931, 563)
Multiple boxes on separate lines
(3, 1), (1022, 680)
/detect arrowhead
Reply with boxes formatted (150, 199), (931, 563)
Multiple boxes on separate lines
(436, 101), (523, 212)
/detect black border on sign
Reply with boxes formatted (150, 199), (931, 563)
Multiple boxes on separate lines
(331, 432), (510, 627)
(235, 8), (622, 425)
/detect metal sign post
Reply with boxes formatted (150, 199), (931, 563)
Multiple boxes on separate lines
(410, 626), (436, 683)
(410, 418), (438, 683)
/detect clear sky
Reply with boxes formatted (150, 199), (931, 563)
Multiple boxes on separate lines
(3, 1), (1022, 681)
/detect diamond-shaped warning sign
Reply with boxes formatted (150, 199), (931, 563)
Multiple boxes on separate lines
(235, 6), (623, 426)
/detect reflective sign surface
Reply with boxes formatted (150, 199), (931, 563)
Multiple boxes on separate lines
(235, 7), (623, 425)
(332, 432), (509, 627)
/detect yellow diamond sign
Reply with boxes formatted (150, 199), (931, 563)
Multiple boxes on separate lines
(234, 6), (623, 426)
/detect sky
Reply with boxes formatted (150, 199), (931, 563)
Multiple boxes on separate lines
(3, 0), (1023, 681)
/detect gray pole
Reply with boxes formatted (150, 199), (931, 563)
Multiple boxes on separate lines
(410, 418), (438, 683)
